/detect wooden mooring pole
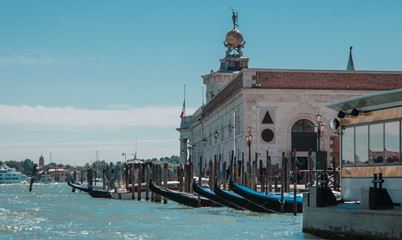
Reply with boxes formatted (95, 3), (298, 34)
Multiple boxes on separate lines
(292, 149), (297, 216)
(198, 157), (203, 186)
(163, 163), (168, 204)
(72, 170), (76, 192)
(222, 161), (227, 190)
(280, 152), (285, 213)
(29, 164), (37, 192)
(131, 164), (135, 200)
(145, 164), (150, 201)
(137, 164), (142, 201)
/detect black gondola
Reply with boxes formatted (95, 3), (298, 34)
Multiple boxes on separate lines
(192, 182), (242, 210)
(67, 181), (90, 193)
(213, 182), (273, 213)
(229, 179), (303, 213)
(88, 188), (112, 199)
(149, 180), (221, 208)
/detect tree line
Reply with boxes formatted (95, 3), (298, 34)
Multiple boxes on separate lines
(0, 155), (180, 177)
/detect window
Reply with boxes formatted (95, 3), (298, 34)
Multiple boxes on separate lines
(291, 119), (314, 133)
(342, 127), (354, 165)
(385, 121), (400, 163)
(291, 119), (316, 151)
(369, 123), (384, 163)
(355, 125), (368, 164)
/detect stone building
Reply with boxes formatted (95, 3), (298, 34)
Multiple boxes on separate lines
(177, 23), (402, 171)
(39, 154), (44, 167)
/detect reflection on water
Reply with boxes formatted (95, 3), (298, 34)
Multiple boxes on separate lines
(0, 184), (322, 239)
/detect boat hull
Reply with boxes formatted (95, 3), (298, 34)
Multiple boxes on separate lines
(149, 180), (221, 208)
(214, 182), (272, 213)
(192, 182), (242, 210)
(88, 188), (112, 199)
(110, 191), (147, 200)
(67, 181), (90, 193)
(229, 179), (302, 213)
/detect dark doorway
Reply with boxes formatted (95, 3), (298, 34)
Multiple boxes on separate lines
(291, 119), (316, 152)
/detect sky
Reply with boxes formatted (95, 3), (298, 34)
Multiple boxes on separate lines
(1, 1), (401, 166)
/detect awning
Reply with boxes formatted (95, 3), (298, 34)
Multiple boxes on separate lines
(326, 88), (402, 112)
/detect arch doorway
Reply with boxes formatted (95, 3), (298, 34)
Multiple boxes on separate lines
(291, 119), (317, 171)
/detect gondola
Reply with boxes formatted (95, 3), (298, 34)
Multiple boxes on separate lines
(149, 180), (221, 208)
(88, 188), (112, 199)
(213, 182), (273, 213)
(67, 181), (91, 193)
(192, 182), (242, 210)
(229, 179), (303, 213)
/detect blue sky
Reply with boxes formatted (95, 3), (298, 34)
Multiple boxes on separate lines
(1, 1), (401, 166)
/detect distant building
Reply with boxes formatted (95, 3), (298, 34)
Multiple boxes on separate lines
(177, 19), (402, 171)
(39, 155), (44, 167)
(48, 168), (68, 182)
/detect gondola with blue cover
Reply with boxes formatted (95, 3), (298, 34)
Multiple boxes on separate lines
(213, 182), (273, 213)
(192, 181), (242, 210)
(229, 179), (303, 213)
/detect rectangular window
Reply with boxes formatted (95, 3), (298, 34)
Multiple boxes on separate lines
(342, 127), (354, 165)
(385, 121), (400, 163)
(355, 125), (368, 164)
(369, 123), (384, 163)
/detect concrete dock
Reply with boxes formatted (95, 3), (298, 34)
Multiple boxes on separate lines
(303, 190), (402, 240)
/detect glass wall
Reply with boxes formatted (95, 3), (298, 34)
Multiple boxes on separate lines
(355, 125), (368, 164)
(385, 121), (400, 163)
(342, 119), (402, 166)
(369, 123), (384, 163)
(342, 127), (354, 165)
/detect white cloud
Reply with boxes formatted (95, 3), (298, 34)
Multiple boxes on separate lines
(0, 49), (109, 65)
(0, 104), (187, 128)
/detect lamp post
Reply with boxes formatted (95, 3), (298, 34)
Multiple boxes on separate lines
(246, 126), (253, 162)
(122, 152), (126, 163)
(314, 112), (326, 186)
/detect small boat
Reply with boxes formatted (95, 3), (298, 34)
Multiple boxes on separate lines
(213, 182), (273, 213)
(229, 179), (303, 213)
(192, 182), (242, 210)
(88, 188), (112, 199)
(149, 180), (221, 208)
(109, 188), (147, 200)
(67, 181), (90, 192)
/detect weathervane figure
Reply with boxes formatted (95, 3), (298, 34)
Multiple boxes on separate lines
(232, 10), (239, 29)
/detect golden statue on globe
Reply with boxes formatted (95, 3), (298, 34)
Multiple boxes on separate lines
(224, 10), (246, 57)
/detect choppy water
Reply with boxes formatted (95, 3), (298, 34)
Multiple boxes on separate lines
(0, 184), (322, 239)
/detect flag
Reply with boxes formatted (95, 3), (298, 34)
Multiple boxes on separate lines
(180, 100), (185, 118)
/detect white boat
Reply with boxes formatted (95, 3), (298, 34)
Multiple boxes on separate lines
(0, 164), (30, 184)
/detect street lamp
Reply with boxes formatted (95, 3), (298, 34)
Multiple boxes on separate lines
(246, 126), (253, 162)
(314, 112), (326, 185)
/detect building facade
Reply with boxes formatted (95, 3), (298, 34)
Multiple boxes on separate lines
(178, 26), (402, 172)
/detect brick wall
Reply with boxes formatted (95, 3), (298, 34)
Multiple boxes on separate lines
(256, 71), (402, 90)
(203, 73), (243, 117)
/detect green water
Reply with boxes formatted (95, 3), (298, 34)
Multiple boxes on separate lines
(0, 183), (322, 239)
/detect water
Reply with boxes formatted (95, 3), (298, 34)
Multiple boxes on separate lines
(0, 184), (322, 239)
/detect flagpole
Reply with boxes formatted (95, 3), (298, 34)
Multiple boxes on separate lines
(180, 85), (186, 118)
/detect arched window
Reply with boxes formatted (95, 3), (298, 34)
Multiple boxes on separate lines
(291, 119), (316, 151)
